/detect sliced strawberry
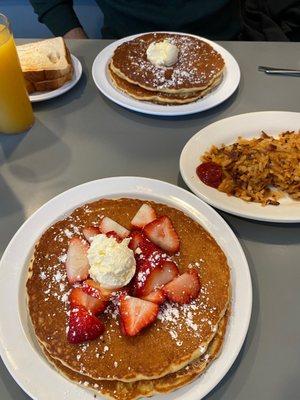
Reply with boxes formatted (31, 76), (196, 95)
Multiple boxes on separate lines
(119, 317), (127, 336)
(119, 295), (159, 336)
(69, 287), (108, 314)
(83, 226), (100, 243)
(129, 231), (168, 263)
(130, 259), (153, 295)
(99, 217), (129, 238)
(131, 204), (157, 229)
(130, 232), (160, 259)
(82, 279), (113, 301)
(163, 268), (201, 304)
(67, 306), (105, 344)
(144, 216), (180, 254)
(128, 231), (145, 252)
(136, 260), (179, 297)
(129, 232), (171, 295)
(105, 230), (122, 243)
(66, 237), (90, 284)
(141, 289), (166, 305)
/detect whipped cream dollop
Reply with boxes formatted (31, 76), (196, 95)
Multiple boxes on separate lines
(146, 39), (179, 67)
(87, 234), (136, 289)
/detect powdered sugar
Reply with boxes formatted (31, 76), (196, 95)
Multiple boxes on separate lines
(58, 254), (67, 263)
(64, 229), (73, 239)
(157, 297), (216, 348)
(39, 271), (46, 280)
(53, 271), (64, 283)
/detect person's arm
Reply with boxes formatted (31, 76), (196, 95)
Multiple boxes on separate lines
(29, 0), (88, 38)
(64, 27), (88, 39)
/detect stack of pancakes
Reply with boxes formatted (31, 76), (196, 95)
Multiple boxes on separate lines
(27, 198), (231, 400)
(109, 33), (225, 105)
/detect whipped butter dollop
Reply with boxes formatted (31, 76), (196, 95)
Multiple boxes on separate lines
(87, 234), (136, 289)
(146, 39), (179, 67)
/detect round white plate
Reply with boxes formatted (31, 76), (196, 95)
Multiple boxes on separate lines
(29, 55), (82, 103)
(0, 177), (252, 400)
(92, 32), (240, 116)
(180, 111), (300, 223)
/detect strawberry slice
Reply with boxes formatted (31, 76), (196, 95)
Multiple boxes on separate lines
(141, 289), (166, 305)
(129, 231), (168, 262)
(82, 279), (113, 301)
(99, 217), (130, 238)
(70, 287), (108, 314)
(83, 226), (100, 243)
(130, 259), (153, 295)
(144, 216), (180, 254)
(136, 260), (179, 297)
(129, 231), (173, 295)
(67, 306), (105, 344)
(163, 268), (201, 304)
(131, 204), (157, 229)
(105, 230), (122, 243)
(128, 230), (174, 297)
(119, 316), (127, 336)
(119, 295), (159, 336)
(128, 231), (145, 252)
(66, 237), (90, 284)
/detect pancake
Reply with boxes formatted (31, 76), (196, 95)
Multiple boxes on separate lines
(111, 33), (225, 93)
(27, 198), (230, 382)
(41, 313), (228, 400)
(109, 63), (222, 105)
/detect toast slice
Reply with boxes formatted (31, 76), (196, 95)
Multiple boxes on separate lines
(25, 71), (73, 94)
(17, 37), (73, 82)
(25, 79), (35, 94)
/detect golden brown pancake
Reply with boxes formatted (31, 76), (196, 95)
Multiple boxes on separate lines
(109, 63), (222, 105)
(27, 198), (230, 382)
(41, 313), (228, 400)
(111, 33), (225, 93)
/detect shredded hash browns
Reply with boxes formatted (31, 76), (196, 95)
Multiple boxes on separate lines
(201, 131), (300, 206)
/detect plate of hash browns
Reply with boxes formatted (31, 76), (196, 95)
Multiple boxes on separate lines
(180, 111), (300, 223)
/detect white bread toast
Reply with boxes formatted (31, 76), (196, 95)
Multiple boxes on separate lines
(25, 80), (35, 94)
(25, 71), (73, 94)
(17, 37), (73, 82)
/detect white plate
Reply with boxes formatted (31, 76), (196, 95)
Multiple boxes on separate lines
(180, 111), (300, 223)
(92, 32), (240, 116)
(0, 177), (252, 400)
(29, 55), (82, 103)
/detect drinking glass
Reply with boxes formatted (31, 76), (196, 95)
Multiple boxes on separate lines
(0, 14), (34, 134)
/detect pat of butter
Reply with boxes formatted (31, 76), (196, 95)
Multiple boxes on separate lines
(146, 39), (179, 67)
(87, 234), (136, 289)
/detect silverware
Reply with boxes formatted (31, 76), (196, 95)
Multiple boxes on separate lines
(258, 66), (300, 76)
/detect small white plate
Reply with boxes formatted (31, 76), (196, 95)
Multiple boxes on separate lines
(0, 177), (251, 400)
(92, 32), (240, 116)
(180, 111), (300, 223)
(29, 55), (82, 103)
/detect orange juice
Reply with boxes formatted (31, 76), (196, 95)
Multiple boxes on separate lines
(0, 16), (34, 134)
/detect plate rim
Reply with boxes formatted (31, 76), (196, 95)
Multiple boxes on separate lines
(180, 111), (300, 223)
(29, 54), (82, 103)
(0, 176), (252, 400)
(92, 31), (240, 116)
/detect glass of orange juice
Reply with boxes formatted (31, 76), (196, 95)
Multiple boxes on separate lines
(0, 14), (34, 134)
